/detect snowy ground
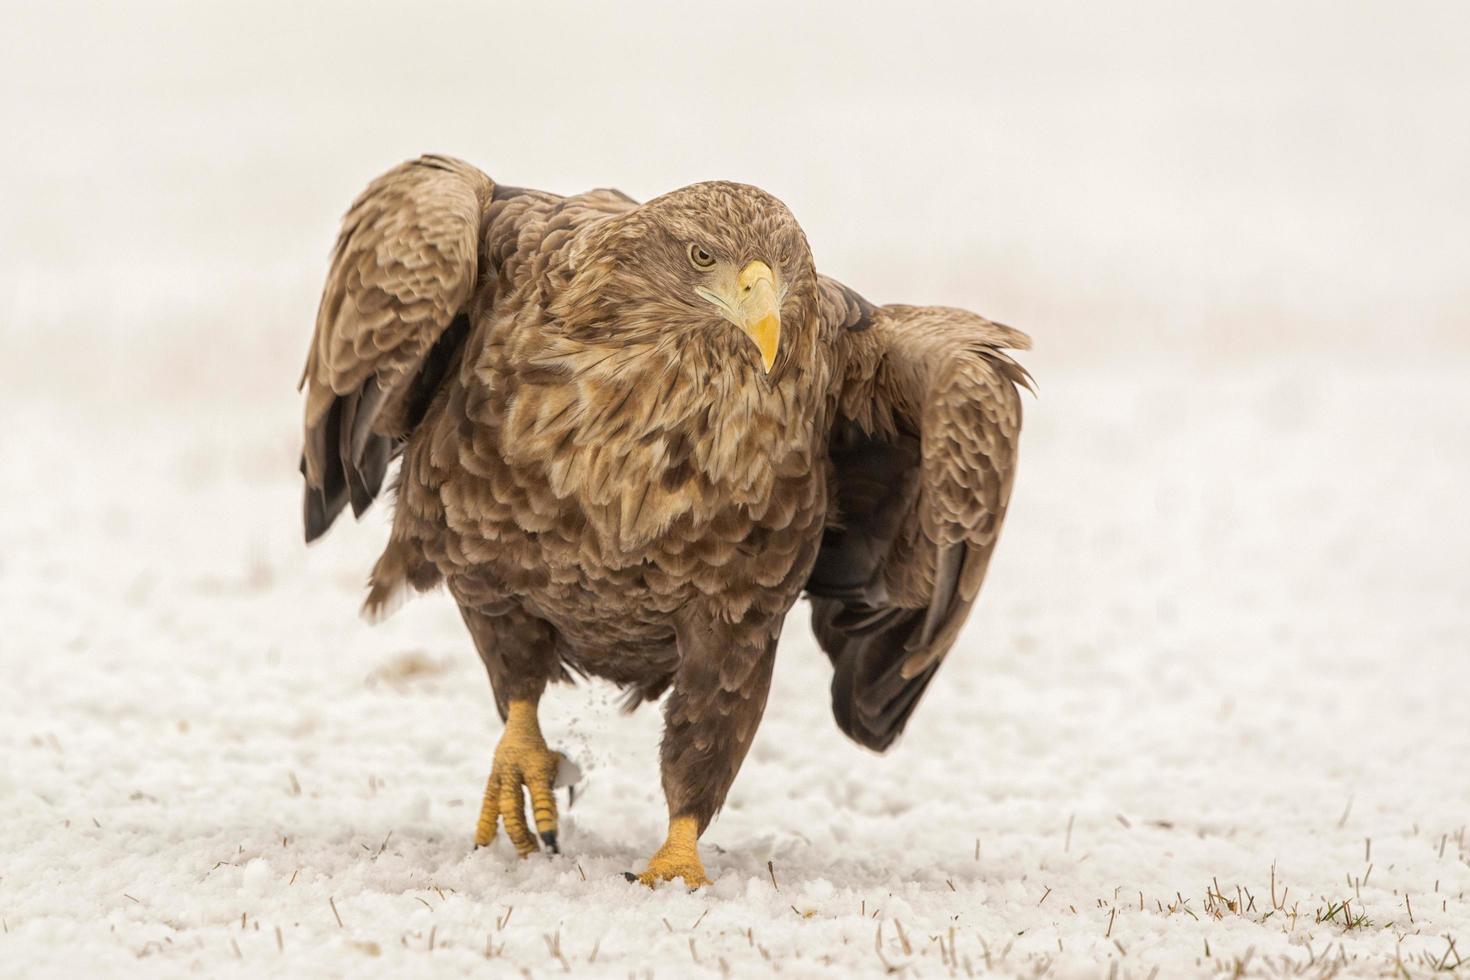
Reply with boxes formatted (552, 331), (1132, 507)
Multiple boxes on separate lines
(3, 350), (1469, 978)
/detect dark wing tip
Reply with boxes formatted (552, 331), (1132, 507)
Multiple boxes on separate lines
(302, 480), (344, 543)
(300, 396), (351, 542)
(814, 597), (941, 754)
(830, 644), (940, 753)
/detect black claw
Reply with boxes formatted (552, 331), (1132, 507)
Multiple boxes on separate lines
(622, 871), (638, 883)
(540, 830), (560, 854)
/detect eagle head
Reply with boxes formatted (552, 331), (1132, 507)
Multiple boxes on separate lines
(554, 181), (819, 380)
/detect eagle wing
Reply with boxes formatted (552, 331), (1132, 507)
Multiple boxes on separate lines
(298, 154), (496, 541)
(807, 283), (1032, 751)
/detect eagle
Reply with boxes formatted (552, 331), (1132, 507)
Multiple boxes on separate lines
(299, 155), (1030, 887)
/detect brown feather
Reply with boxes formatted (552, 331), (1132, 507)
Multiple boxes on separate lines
(298, 155), (493, 539)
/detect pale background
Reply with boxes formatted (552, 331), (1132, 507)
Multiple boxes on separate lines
(4, 0), (1468, 390)
(2, 3), (1468, 977)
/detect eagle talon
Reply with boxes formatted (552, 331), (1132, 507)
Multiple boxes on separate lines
(624, 866), (711, 889)
(474, 701), (561, 856)
(629, 815), (710, 889)
(631, 866), (711, 890)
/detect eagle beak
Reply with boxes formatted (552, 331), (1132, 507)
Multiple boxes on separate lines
(736, 261), (781, 374)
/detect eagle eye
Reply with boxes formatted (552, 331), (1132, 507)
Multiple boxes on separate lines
(687, 243), (715, 270)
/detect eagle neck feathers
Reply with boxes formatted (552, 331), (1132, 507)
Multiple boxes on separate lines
(489, 299), (830, 561)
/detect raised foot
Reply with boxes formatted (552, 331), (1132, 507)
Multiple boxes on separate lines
(624, 815), (710, 889)
(475, 701), (562, 856)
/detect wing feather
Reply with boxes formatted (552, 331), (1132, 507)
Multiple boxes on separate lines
(298, 155), (495, 541)
(808, 298), (1030, 751)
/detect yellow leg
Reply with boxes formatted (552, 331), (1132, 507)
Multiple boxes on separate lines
(475, 700), (561, 856)
(627, 815), (710, 889)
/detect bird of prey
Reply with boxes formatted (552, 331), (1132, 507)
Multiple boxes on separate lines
(299, 155), (1030, 887)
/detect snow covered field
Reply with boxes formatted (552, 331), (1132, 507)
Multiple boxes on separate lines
(3, 2), (1470, 977)
(4, 355), (1469, 978)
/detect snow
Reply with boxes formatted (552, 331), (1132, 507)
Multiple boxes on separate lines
(4, 355), (1469, 978)
(3, 2), (1470, 976)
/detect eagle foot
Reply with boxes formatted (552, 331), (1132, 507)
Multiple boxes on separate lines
(625, 815), (710, 889)
(474, 700), (562, 856)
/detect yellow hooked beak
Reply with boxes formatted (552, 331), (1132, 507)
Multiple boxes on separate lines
(736, 260), (781, 373)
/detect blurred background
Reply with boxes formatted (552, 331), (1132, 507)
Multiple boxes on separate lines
(3, 0), (1468, 403)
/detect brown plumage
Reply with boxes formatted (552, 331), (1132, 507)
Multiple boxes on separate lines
(299, 155), (1031, 884)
